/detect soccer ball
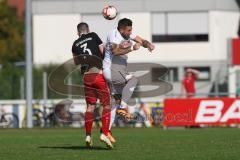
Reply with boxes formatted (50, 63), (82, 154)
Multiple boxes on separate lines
(102, 5), (118, 20)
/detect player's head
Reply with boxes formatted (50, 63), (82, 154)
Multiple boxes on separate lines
(117, 18), (133, 39)
(77, 22), (89, 36)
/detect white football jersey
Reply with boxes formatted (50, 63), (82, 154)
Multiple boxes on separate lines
(103, 28), (136, 69)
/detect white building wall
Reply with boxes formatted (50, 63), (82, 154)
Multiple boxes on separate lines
(33, 14), (80, 65)
(32, 11), (240, 65)
(126, 11), (240, 63)
(209, 11), (240, 61)
(125, 12), (212, 63)
(81, 14), (118, 42)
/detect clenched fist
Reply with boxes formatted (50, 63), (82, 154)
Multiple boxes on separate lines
(147, 44), (155, 52)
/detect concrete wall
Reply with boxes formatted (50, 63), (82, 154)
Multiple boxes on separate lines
(33, 11), (240, 64)
(33, 14), (80, 64)
(31, 0), (239, 14)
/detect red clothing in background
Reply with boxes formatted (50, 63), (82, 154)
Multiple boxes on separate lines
(182, 74), (196, 97)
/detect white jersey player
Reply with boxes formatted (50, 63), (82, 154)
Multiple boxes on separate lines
(103, 18), (155, 141)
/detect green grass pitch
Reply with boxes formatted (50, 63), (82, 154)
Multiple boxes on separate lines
(0, 127), (240, 160)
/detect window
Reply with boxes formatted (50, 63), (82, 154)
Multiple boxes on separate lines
(152, 12), (209, 42)
(152, 34), (208, 42)
(152, 67), (178, 82)
(167, 12), (208, 35)
(152, 13), (166, 35)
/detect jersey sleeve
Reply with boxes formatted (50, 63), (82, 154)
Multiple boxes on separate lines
(107, 30), (119, 44)
(92, 32), (103, 46)
(130, 32), (137, 40)
(71, 42), (77, 54)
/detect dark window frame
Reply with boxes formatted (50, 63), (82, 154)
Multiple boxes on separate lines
(152, 34), (208, 43)
(151, 12), (209, 43)
(152, 67), (179, 82)
(184, 66), (211, 81)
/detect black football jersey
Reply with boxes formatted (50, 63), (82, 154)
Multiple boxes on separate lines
(72, 32), (103, 59)
(72, 32), (103, 73)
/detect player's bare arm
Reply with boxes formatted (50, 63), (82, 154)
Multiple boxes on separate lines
(111, 43), (131, 55)
(98, 44), (105, 55)
(133, 36), (155, 52)
(111, 43), (140, 55)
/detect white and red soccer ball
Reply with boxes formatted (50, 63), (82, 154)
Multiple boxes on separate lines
(102, 5), (118, 20)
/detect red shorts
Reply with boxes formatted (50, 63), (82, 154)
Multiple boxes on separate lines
(83, 73), (110, 106)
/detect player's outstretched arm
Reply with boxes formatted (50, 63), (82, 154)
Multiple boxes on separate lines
(133, 36), (155, 52)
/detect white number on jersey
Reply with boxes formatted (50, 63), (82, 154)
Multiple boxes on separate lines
(80, 43), (92, 55)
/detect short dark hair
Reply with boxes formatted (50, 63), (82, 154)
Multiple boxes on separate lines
(77, 22), (89, 33)
(117, 18), (132, 30)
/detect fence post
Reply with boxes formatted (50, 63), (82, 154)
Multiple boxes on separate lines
(43, 72), (48, 103)
(214, 71), (219, 97)
(43, 72), (48, 127)
(20, 76), (24, 99)
(169, 69), (174, 97)
(68, 77), (72, 99)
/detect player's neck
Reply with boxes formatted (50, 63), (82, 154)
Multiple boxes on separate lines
(79, 31), (89, 37)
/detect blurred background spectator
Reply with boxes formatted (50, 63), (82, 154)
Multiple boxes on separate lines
(180, 68), (200, 98)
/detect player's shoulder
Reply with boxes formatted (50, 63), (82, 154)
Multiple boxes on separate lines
(107, 28), (118, 39)
(88, 32), (99, 37)
(107, 28), (117, 35)
(72, 38), (80, 46)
